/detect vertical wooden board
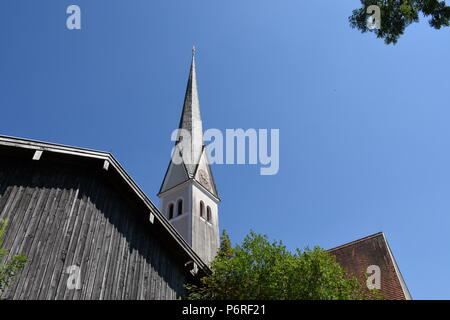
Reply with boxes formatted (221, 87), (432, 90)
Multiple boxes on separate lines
(174, 266), (184, 299)
(111, 204), (127, 299)
(118, 204), (132, 300)
(152, 238), (162, 300)
(172, 270), (179, 300)
(0, 166), (7, 199)
(129, 217), (143, 300)
(161, 247), (170, 300)
(82, 183), (109, 299)
(101, 198), (123, 300)
(158, 244), (168, 300)
(138, 241), (147, 300)
(87, 182), (116, 300)
(96, 194), (118, 300)
(130, 230), (140, 300)
(180, 267), (186, 299)
(123, 216), (136, 300)
(130, 224), (144, 299)
(136, 226), (147, 299)
(176, 268), (183, 300)
(108, 206), (122, 300)
(165, 256), (175, 300)
(149, 236), (160, 300)
(91, 192), (113, 300)
(167, 255), (176, 299)
(114, 232), (127, 300)
(113, 201), (130, 300)
(72, 201), (97, 300)
(173, 268), (180, 300)
(144, 236), (155, 300)
(161, 246), (169, 300)
(138, 230), (151, 300)
(147, 237), (155, 300)
(0, 183), (18, 221)
(79, 180), (106, 300)
(171, 269), (178, 300)
(0, 165), (20, 218)
(157, 249), (165, 300)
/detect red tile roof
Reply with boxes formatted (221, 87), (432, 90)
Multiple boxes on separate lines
(328, 232), (411, 300)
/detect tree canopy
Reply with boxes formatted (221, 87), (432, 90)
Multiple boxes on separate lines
(350, 0), (450, 44)
(0, 219), (27, 293)
(186, 230), (381, 300)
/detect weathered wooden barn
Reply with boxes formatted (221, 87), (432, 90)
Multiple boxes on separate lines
(0, 135), (208, 300)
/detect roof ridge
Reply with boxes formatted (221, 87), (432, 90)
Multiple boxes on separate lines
(327, 232), (384, 252)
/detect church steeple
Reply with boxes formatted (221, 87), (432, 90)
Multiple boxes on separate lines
(176, 46), (203, 177)
(158, 48), (220, 265)
(159, 47), (218, 198)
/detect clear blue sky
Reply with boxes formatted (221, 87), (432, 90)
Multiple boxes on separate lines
(1, 1), (449, 299)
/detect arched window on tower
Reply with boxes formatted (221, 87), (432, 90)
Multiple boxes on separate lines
(200, 201), (204, 218)
(177, 199), (183, 216)
(168, 203), (174, 220)
(207, 206), (212, 222)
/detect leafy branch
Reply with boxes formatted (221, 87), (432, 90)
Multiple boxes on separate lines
(0, 219), (28, 293)
(350, 0), (450, 44)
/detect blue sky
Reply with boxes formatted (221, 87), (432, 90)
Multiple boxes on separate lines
(1, 0), (449, 299)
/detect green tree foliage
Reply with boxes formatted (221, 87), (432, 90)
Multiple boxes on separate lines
(186, 230), (381, 300)
(350, 0), (450, 44)
(0, 219), (27, 293)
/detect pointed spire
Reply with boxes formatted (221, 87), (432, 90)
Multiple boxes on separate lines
(176, 46), (204, 177)
(159, 47), (219, 198)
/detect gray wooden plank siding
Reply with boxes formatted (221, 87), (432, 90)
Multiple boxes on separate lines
(0, 159), (186, 300)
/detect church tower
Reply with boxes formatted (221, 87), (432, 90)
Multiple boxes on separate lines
(158, 48), (220, 265)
